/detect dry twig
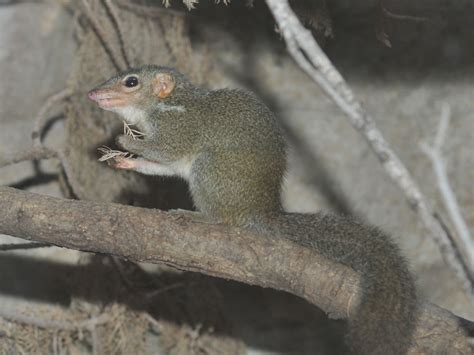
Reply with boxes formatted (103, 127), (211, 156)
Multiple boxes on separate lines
(123, 121), (145, 139)
(31, 88), (72, 148)
(375, 0), (429, 47)
(380, 0), (429, 23)
(420, 104), (474, 271)
(96, 123), (143, 161)
(2, 123), (82, 201)
(0, 146), (58, 169)
(97, 146), (130, 162)
(102, 0), (131, 68)
(80, 0), (124, 72)
(264, 0), (474, 303)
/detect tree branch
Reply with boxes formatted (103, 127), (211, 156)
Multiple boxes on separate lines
(102, 0), (131, 68)
(0, 147), (58, 169)
(0, 186), (471, 352)
(264, 0), (474, 303)
(80, 0), (125, 72)
(31, 88), (72, 147)
(420, 104), (474, 271)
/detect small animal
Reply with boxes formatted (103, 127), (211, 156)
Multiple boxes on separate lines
(88, 65), (417, 354)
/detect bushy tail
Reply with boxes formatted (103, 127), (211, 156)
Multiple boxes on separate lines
(260, 212), (418, 354)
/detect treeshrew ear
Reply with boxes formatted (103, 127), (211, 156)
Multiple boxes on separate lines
(153, 73), (176, 99)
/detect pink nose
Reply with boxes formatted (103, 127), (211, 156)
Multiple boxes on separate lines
(88, 91), (97, 101)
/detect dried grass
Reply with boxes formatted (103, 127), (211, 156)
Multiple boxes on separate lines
(97, 146), (130, 162)
(0, 304), (149, 355)
(123, 121), (145, 139)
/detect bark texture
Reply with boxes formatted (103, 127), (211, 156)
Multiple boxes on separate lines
(0, 186), (472, 353)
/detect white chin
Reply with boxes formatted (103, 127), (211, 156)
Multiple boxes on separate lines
(113, 106), (147, 125)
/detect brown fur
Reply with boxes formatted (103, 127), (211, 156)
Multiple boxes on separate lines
(89, 65), (418, 354)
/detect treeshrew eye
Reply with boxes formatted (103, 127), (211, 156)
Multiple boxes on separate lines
(124, 76), (139, 88)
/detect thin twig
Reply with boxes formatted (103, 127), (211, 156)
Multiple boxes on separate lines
(375, 0), (429, 47)
(0, 147), (58, 168)
(80, 0), (124, 72)
(381, 2), (429, 23)
(32, 88), (73, 148)
(123, 121), (145, 139)
(375, 0), (392, 48)
(420, 104), (474, 271)
(102, 0), (131, 68)
(264, 0), (474, 302)
(97, 146), (130, 162)
(56, 148), (90, 199)
(0, 308), (110, 331)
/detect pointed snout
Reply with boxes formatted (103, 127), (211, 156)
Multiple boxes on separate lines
(88, 90), (99, 101)
(87, 88), (116, 102)
(86, 87), (127, 109)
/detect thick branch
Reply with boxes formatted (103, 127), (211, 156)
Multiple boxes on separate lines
(264, 0), (474, 302)
(0, 186), (471, 352)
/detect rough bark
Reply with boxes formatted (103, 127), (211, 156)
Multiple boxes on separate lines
(0, 186), (472, 352)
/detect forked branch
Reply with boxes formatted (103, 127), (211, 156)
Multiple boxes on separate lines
(264, 0), (474, 302)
